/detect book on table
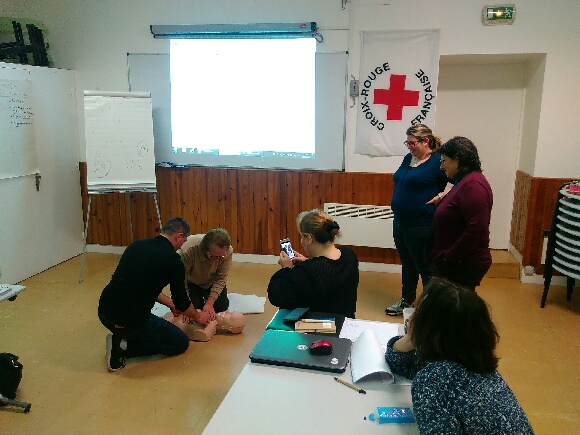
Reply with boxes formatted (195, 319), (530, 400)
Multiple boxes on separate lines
(294, 319), (336, 333)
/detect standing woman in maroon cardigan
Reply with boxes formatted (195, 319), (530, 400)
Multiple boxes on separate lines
(432, 137), (493, 291)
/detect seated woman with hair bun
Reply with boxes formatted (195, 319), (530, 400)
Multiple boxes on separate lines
(267, 209), (359, 318)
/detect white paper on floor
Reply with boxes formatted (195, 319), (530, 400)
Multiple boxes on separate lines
(227, 293), (266, 314)
(151, 293), (265, 317)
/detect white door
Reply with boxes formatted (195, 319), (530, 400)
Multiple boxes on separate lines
(435, 62), (524, 249)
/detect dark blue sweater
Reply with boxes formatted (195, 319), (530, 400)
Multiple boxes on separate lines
(386, 336), (534, 434)
(391, 153), (448, 228)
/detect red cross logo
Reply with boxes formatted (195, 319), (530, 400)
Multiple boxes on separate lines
(374, 74), (420, 121)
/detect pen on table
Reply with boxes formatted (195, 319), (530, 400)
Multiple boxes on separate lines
(301, 318), (335, 323)
(334, 377), (366, 394)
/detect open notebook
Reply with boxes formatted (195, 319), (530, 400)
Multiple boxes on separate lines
(350, 329), (394, 383)
(339, 320), (411, 385)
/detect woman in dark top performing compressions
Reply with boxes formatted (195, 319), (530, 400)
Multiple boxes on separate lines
(267, 209), (359, 318)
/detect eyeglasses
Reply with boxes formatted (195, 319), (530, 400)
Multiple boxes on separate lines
(404, 140), (423, 147)
(440, 156), (446, 164)
(206, 253), (225, 260)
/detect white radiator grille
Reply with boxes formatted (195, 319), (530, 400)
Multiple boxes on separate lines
(324, 203), (395, 249)
(324, 203), (394, 220)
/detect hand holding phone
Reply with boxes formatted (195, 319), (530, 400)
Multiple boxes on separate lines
(280, 238), (295, 259)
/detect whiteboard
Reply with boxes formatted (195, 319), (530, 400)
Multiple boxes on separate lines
(83, 91), (156, 192)
(0, 76), (39, 180)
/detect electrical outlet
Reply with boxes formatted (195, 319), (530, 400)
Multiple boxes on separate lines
(349, 79), (359, 98)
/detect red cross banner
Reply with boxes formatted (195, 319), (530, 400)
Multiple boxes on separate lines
(355, 30), (440, 157)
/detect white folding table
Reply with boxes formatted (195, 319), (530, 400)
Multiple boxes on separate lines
(203, 359), (418, 434)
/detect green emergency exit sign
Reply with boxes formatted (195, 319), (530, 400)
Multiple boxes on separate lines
(483, 5), (516, 25)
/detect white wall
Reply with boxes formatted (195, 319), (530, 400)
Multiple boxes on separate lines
(0, 63), (84, 284)
(4, 0), (578, 178)
(347, 0), (580, 178)
(435, 62), (525, 249)
(1, 1), (578, 257)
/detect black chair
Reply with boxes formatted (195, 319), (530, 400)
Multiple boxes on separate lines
(541, 182), (578, 307)
(0, 21), (49, 67)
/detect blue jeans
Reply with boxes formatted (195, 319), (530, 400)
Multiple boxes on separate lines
(393, 224), (434, 304)
(99, 312), (189, 359)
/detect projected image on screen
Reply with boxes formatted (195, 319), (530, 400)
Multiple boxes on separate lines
(170, 38), (316, 159)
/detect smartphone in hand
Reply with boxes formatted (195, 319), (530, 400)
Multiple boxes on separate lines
(280, 238), (295, 259)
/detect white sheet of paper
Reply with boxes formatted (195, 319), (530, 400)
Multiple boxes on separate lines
(339, 318), (401, 345)
(227, 293), (266, 314)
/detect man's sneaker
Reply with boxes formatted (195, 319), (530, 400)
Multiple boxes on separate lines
(385, 298), (413, 316)
(106, 334), (126, 372)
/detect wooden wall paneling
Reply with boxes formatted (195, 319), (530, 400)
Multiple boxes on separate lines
(137, 192), (150, 239)
(299, 171), (313, 212)
(256, 169), (269, 254)
(205, 167), (218, 231)
(95, 194), (108, 245)
(301, 170), (322, 211)
(117, 192), (130, 245)
(170, 168), (184, 219)
(168, 168), (182, 219)
(174, 168), (187, 225)
(225, 168), (239, 248)
(367, 173), (381, 206)
(283, 171), (300, 249)
(247, 169), (260, 253)
(146, 192), (160, 235)
(237, 169), (253, 253)
(510, 171), (531, 254)
(90, 194), (102, 245)
(106, 192), (121, 245)
(265, 170), (280, 255)
(340, 172), (353, 204)
(237, 168), (248, 252)
(89, 194), (99, 244)
(249, 169), (262, 254)
(335, 172), (347, 205)
(155, 167), (169, 221)
(212, 167), (224, 230)
(128, 193), (140, 240)
(83, 165), (573, 267)
(321, 171), (336, 204)
(190, 167), (205, 233)
(216, 167), (228, 230)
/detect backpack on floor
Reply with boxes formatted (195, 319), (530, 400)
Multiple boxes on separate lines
(0, 353), (23, 400)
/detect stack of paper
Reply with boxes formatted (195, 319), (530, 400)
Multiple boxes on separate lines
(295, 318), (336, 333)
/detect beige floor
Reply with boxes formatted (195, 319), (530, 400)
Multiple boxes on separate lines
(1, 253), (579, 434)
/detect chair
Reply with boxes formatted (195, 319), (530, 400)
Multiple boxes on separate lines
(541, 182), (579, 307)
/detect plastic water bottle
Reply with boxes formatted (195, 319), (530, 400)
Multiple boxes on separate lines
(365, 407), (415, 424)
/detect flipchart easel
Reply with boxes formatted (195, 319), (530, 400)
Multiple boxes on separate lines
(79, 91), (160, 282)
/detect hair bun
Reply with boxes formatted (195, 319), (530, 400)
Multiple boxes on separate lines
(329, 221), (340, 231)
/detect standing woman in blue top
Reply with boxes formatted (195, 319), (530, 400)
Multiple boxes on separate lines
(385, 124), (449, 316)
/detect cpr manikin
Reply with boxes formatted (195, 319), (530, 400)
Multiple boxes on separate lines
(163, 311), (245, 342)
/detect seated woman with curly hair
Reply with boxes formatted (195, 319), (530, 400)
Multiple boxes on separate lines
(385, 278), (533, 434)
